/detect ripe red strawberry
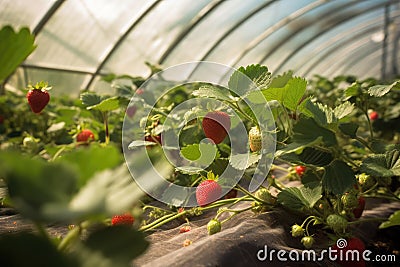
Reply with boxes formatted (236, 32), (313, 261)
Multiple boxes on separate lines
(369, 111), (378, 121)
(76, 129), (95, 144)
(111, 213), (135, 226)
(26, 88), (50, 113)
(352, 196), (366, 219)
(202, 111), (231, 144)
(295, 166), (306, 176)
(126, 105), (137, 118)
(145, 135), (162, 147)
(179, 225), (191, 233)
(196, 180), (222, 206)
(332, 237), (366, 267)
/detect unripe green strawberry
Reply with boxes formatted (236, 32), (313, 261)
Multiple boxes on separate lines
(23, 136), (39, 150)
(301, 236), (315, 249)
(254, 188), (274, 204)
(341, 193), (359, 210)
(326, 214), (348, 233)
(291, 224), (304, 237)
(207, 219), (221, 235)
(249, 126), (262, 152)
(357, 173), (375, 190)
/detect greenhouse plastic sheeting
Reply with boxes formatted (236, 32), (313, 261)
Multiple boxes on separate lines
(1, 0), (400, 95)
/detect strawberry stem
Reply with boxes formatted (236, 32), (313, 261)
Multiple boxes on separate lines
(103, 112), (110, 145)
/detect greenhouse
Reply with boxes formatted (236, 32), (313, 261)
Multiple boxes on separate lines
(0, 0), (400, 266)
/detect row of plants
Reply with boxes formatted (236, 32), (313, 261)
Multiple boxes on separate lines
(1, 25), (399, 266)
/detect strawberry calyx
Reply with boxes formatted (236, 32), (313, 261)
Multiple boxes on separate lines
(27, 81), (52, 91)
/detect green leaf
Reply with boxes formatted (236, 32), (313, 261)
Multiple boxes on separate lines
(304, 101), (336, 126)
(180, 143), (219, 166)
(368, 80), (400, 97)
(228, 64), (271, 96)
(334, 101), (354, 119)
(339, 122), (359, 138)
(275, 136), (323, 157)
(360, 149), (400, 177)
(229, 153), (260, 170)
(56, 144), (122, 187)
(298, 147), (333, 166)
(0, 151), (78, 222)
(379, 210), (400, 229)
(277, 185), (322, 210)
(0, 232), (73, 267)
(292, 117), (337, 146)
(322, 160), (356, 195)
(0, 26), (36, 83)
(45, 165), (144, 221)
(192, 84), (232, 101)
(282, 77), (307, 111)
(261, 77), (306, 111)
(87, 96), (121, 112)
(47, 121), (65, 133)
(82, 226), (149, 264)
(80, 92), (102, 107)
(268, 70), (293, 88)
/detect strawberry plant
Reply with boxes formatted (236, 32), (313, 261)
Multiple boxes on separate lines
(1, 28), (400, 265)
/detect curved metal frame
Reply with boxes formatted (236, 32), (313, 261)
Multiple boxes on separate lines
(186, 0), (278, 77)
(270, 1), (398, 75)
(216, 0), (360, 83)
(157, 0), (224, 64)
(83, 0), (162, 90)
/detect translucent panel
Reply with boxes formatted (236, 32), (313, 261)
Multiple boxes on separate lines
(0, 0), (52, 29)
(104, 0), (211, 77)
(200, 0), (317, 69)
(2, 0), (400, 96)
(27, 0), (150, 72)
(24, 68), (90, 96)
(163, 0), (269, 66)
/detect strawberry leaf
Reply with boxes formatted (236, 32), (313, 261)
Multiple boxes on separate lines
(0, 26), (36, 83)
(277, 185), (322, 210)
(360, 149), (400, 177)
(0, 233), (73, 267)
(379, 210), (400, 229)
(339, 122), (359, 138)
(368, 80), (400, 97)
(268, 70), (293, 88)
(56, 144), (122, 187)
(87, 96), (122, 112)
(228, 64), (271, 96)
(80, 92), (102, 107)
(180, 143), (220, 166)
(192, 84), (232, 101)
(81, 226), (149, 265)
(322, 160), (356, 195)
(229, 153), (260, 170)
(292, 117), (337, 146)
(261, 77), (306, 111)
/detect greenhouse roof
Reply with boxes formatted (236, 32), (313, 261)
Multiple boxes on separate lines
(1, 0), (400, 95)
